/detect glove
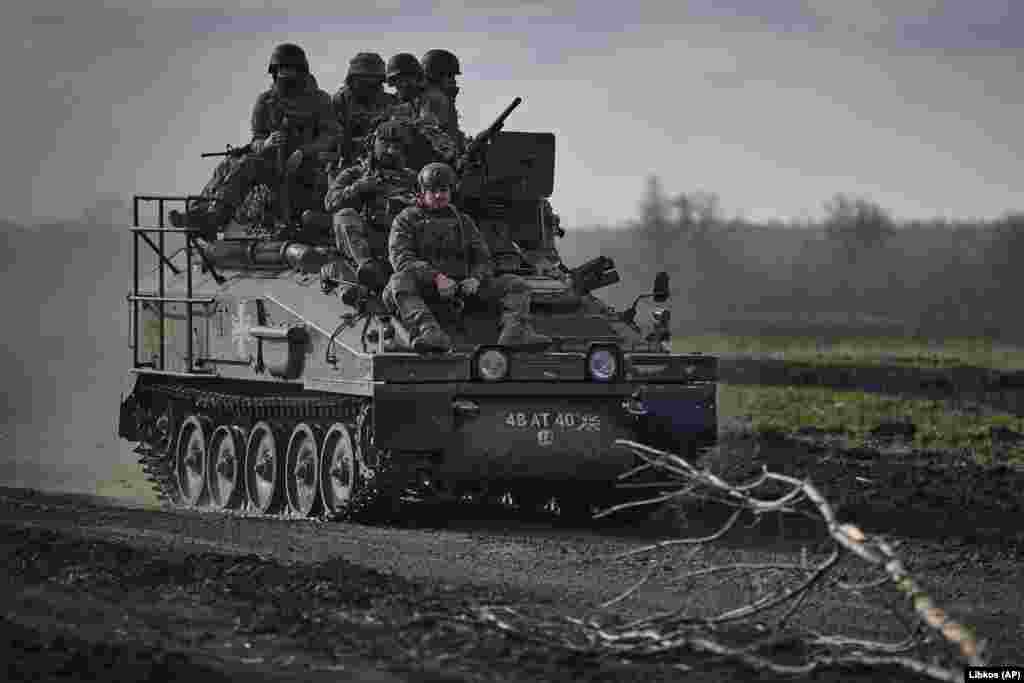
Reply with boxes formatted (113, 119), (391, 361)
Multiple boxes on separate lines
(459, 277), (480, 296)
(285, 148), (304, 174)
(262, 130), (288, 151)
(434, 273), (457, 299)
(320, 261), (340, 293)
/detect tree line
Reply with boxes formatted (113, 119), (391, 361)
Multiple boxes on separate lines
(559, 176), (1024, 341)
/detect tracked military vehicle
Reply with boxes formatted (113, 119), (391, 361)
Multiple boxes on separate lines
(117, 99), (718, 522)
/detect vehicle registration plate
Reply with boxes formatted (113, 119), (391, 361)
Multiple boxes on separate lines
(503, 411), (602, 432)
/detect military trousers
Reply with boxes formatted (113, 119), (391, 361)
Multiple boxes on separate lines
(384, 270), (531, 322)
(332, 208), (389, 266)
(200, 151), (321, 219)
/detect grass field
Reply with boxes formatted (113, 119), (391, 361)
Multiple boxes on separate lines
(719, 384), (1024, 465)
(673, 333), (1024, 370)
(679, 334), (1024, 466)
(94, 463), (162, 508)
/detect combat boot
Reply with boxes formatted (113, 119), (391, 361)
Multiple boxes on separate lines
(414, 321), (452, 353)
(168, 203), (228, 240)
(497, 313), (552, 349)
(394, 295), (451, 353)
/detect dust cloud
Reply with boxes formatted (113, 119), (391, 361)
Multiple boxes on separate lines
(0, 202), (138, 495)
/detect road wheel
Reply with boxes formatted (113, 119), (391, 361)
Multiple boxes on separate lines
(175, 415), (211, 507)
(207, 425), (246, 510)
(320, 422), (358, 518)
(245, 421), (285, 514)
(286, 422), (322, 517)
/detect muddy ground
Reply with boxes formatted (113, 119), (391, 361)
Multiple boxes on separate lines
(1, 452), (1021, 683)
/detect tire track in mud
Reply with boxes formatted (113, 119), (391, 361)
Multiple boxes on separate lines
(0, 485), (1021, 680)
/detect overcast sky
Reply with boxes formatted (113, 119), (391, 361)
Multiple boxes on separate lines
(3, 0), (1022, 227)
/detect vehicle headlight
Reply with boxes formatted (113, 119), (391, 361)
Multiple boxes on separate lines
(587, 348), (618, 382)
(477, 349), (509, 381)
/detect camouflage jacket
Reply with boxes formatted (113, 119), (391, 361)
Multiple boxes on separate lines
(323, 160), (418, 221)
(389, 205), (493, 282)
(332, 86), (398, 145)
(421, 85), (459, 134)
(250, 77), (341, 158)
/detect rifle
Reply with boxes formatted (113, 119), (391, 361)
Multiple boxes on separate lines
(360, 151), (376, 226)
(200, 143), (252, 159)
(278, 115), (292, 225)
(455, 97), (521, 174)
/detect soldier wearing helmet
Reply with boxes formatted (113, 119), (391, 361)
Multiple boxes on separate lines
(385, 162), (552, 352)
(324, 119), (419, 288)
(333, 52), (397, 163)
(375, 52), (459, 170)
(420, 49), (466, 148)
(170, 43), (341, 236)
(386, 52), (426, 107)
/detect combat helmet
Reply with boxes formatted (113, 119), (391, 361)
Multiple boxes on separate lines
(268, 43), (309, 75)
(347, 52), (386, 82)
(418, 162), (457, 191)
(387, 53), (424, 82)
(421, 49), (461, 80)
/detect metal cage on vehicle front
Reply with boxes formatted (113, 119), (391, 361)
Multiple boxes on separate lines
(128, 194), (220, 377)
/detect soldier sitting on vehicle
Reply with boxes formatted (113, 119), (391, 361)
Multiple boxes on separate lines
(420, 49), (469, 154)
(385, 162), (552, 353)
(170, 43), (341, 237)
(324, 119), (419, 289)
(332, 52), (396, 164)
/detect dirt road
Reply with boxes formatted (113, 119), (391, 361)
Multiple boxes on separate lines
(1, 485), (1020, 682)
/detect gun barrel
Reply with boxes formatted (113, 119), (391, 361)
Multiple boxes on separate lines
(502, 97), (522, 118)
(458, 98), (523, 172)
(487, 97), (521, 135)
(200, 143), (251, 159)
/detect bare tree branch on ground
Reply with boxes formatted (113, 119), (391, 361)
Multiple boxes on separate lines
(467, 440), (993, 682)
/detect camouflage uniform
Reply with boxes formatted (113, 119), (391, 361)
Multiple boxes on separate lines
(333, 87), (396, 146)
(388, 113), (459, 170)
(324, 156), (418, 269)
(386, 199), (552, 352)
(379, 54), (460, 169)
(420, 85), (461, 139)
(180, 61), (340, 234)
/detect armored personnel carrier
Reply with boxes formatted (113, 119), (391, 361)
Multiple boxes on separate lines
(117, 100), (718, 522)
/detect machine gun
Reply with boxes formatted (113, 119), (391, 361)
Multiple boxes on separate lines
(200, 143), (252, 159)
(455, 97), (521, 174)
